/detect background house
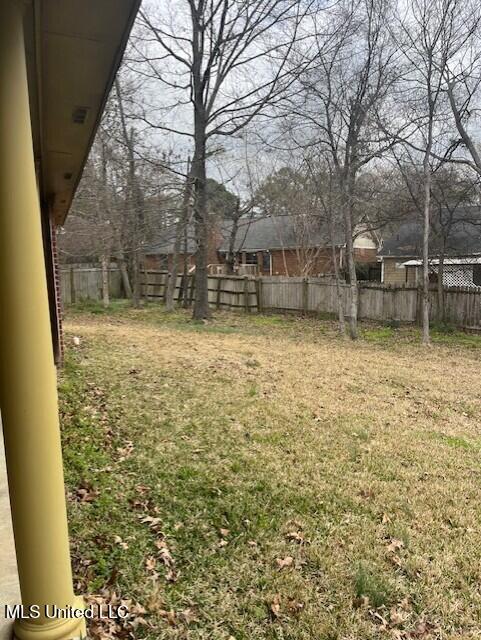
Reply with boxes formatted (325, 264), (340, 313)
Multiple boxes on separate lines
(218, 215), (379, 276)
(380, 207), (481, 286)
(402, 257), (481, 287)
(145, 214), (380, 278)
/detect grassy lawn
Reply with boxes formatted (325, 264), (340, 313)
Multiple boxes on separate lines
(60, 302), (481, 639)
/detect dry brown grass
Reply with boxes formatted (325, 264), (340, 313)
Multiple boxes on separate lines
(61, 305), (481, 639)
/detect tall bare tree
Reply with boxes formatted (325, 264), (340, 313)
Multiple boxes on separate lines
(131, 0), (315, 319)
(114, 78), (147, 307)
(394, 159), (479, 321)
(394, 0), (472, 343)
(286, 0), (400, 339)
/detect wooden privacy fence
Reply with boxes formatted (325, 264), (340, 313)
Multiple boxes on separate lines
(142, 270), (258, 311)
(142, 270), (481, 328)
(60, 267), (123, 304)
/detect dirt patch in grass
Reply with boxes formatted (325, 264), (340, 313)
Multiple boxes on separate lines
(60, 306), (481, 639)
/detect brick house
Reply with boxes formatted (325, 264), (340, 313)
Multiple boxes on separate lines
(145, 215), (379, 277)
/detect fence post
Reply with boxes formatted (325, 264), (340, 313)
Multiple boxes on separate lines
(302, 277), (309, 315)
(415, 286), (422, 325)
(256, 277), (263, 313)
(189, 273), (195, 306)
(216, 277), (222, 310)
(244, 276), (250, 313)
(393, 287), (400, 326)
(69, 267), (76, 304)
(178, 273), (184, 302)
(162, 272), (168, 303)
(141, 269), (147, 300)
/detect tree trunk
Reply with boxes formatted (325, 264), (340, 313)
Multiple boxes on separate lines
(191, 127), (211, 319)
(422, 139), (432, 345)
(437, 242), (445, 324)
(166, 168), (192, 311)
(132, 250), (141, 307)
(115, 79), (144, 309)
(341, 180), (358, 340)
(119, 256), (133, 299)
(193, 198), (210, 319)
(226, 207), (241, 275)
(165, 235), (181, 312)
(101, 255), (110, 308)
(182, 223), (190, 308)
(328, 211), (346, 336)
(115, 232), (132, 299)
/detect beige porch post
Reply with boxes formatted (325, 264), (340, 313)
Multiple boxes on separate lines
(0, 1), (85, 639)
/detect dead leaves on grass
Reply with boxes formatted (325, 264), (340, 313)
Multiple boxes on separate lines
(365, 597), (438, 639)
(155, 539), (178, 582)
(113, 535), (129, 550)
(146, 588), (200, 630)
(138, 512), (178, 583)
(386, 538), (405, 554)
(275, 556), (294, 570)
(218, 527), (231, 548)
(285, 530), (310, 545)
(116, 440), (134, 462)
(70, 481), (99, 503)
(269, 594), (304, 620)
(85, 591), (148, 640)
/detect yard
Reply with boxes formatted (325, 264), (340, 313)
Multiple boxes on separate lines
(60, 303), (481, 639)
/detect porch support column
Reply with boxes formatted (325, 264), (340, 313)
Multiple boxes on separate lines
(0, 2), (85, 639)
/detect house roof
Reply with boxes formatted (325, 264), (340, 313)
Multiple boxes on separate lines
(380, 207), (481, 258)
(219, 215), (346, 252)
(144, 222), (198, 255)
(26, 0), (141, 224)
(145, 214), (346, 256)
(404, 257), (481, 266)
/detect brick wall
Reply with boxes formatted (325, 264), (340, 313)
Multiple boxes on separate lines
(41, 204), (63, 364)
(147, 245), (378, 278)
(269, 248), (336, 276)
(51, 221), (64, 363)
(353, 247), (378, 263)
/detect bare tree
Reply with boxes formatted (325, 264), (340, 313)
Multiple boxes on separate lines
(430, 169), (478, 317)
(392, 154), (479, 321)
(440, 3), (481, 174)
(255, 166), (330, 276)
(64, 150), (115, 306)
(305, 157), (347, 334)
(394, 0), (472, 343)
(130, 0), (315, 319)
(286, 0), (400, 339)
(114, 78), (147, 307)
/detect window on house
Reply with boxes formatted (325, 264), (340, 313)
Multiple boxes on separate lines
(245, 252), (258, 265)
(262, 252), (270, 272)
(473, 265), (481, 286)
